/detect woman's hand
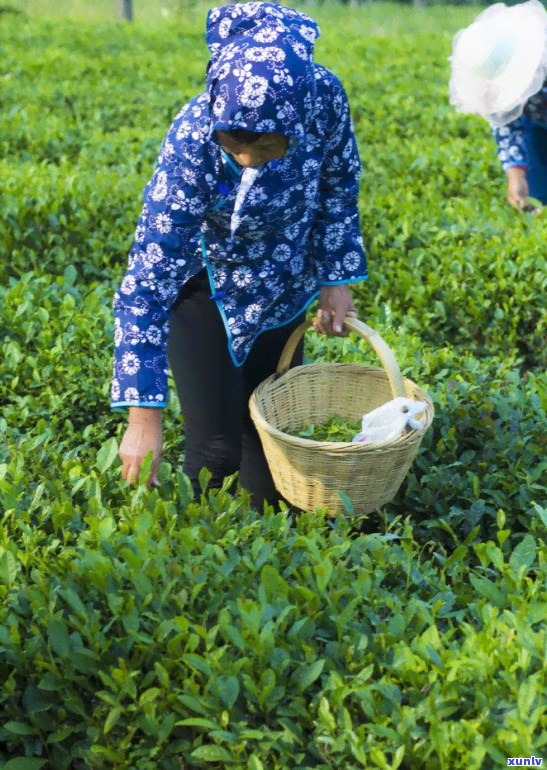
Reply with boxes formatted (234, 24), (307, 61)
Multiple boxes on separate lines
(507, 166), (535, 212)
(119, 407), (163, 487)
(313, 284), (358, 337)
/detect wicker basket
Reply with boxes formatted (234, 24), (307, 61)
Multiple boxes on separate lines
(249, 317), (435, 515)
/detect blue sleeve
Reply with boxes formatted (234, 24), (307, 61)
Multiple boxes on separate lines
(491, 115), (529, 172)
(111, 114), (211, 409)
(310, 74), (368, 285)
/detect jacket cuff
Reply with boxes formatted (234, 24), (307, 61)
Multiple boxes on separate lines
(111, 402), (167, 410)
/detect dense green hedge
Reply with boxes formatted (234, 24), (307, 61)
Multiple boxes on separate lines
(2, 6), (547, 770)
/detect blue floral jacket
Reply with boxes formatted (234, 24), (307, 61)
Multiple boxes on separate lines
(492, 81), (547, 172)
(111, 1), (367, 408)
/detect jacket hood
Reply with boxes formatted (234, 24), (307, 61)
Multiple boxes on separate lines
(205, 2), (320, 139)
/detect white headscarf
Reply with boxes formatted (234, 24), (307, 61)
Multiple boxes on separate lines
(448, 0), (547, 127)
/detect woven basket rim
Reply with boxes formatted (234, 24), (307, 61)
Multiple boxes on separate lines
(249, 364), (435, 454)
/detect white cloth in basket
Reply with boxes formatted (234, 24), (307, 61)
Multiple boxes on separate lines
(352, 397), (428, 445)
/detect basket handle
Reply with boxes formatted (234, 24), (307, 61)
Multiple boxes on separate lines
(275, 317), (408, 399)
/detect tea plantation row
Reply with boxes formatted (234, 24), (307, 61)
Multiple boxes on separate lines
(2, 8), (547, 770)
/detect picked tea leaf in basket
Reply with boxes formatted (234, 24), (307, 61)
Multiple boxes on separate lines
(249, 317), (435, 515)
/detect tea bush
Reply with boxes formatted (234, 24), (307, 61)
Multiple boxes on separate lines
(2, 5), (547, 769)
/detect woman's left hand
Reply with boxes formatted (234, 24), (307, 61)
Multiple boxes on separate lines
(313, 284), (358, 337)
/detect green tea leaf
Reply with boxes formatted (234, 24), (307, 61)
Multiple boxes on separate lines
(154, 662), (170, 688)
(104, 707), (122, 735)
(294, 659), (325, 692)
(425, 646), (444, 671)
(23, 685), (52, 715)
(509, 534), (536, 572)
(177, 694), (209, 715)
(337, 491), (355, 516)
(63, 264), (77, 286)
(0, 550), (19, 586)
(96, 437), (119, 473)
(38, 673), (58, 692)
(60, 587), (87, 617)
(534, 503), (547, 530)
(469, 575), (505, 607)
(177, 718), (218, 729)
(219, 676), (239, 709)
(139, 687), (162, 706)
(48, 619), (70, 658)
(47, 725), (76, 743)
(199, 467), (212, 493)
(183, 654), (213, 677)
(191, 745), (234, 762)
(4, 721), (37, 735)
(3, 760), (47, 770)
(290, 415), (360, 442)
(314, 558), (333, 592)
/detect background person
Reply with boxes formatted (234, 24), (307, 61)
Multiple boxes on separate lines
(449, 0), (547, 211)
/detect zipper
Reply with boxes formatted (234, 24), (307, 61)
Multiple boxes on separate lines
(221, 148), (242, 179)
(211, 149), (241, 212)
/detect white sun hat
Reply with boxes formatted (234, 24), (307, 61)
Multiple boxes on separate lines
(449, 0), (547, 127)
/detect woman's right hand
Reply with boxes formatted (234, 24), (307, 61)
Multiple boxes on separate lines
(119, 407), (163, 487)
(506, 166), (535, 212)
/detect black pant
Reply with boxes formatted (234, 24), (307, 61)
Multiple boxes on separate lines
(167, 269), (305, 511)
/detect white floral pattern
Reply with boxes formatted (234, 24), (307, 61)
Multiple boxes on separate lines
(111, 2), (367, 408)
(155, 213), (172, 234)
(492, 80), (547, 171)
(121, 352), (140, 375)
